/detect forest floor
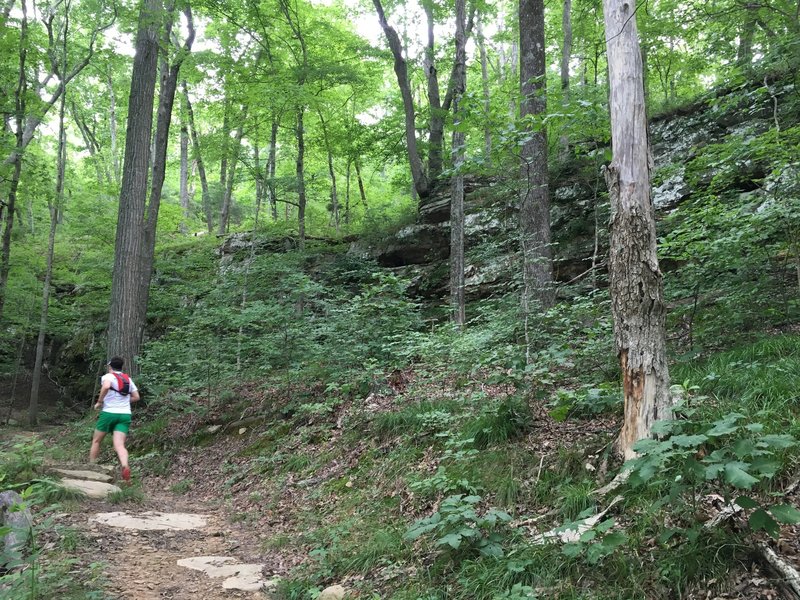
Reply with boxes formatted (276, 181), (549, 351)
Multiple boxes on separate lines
(7, 358), (799, 600)
(47, 475), (277, 599)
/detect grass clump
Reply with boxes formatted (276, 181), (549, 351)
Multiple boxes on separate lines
(108, 482), (146, 504)
(463, 396), (532, 450)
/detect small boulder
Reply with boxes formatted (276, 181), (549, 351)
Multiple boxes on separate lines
(60, 479), (120, 499)
(318, 584), (348, 600)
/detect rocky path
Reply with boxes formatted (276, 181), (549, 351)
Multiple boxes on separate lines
(51, 466), (279, 599)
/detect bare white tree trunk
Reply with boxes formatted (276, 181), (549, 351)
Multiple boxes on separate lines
(603, 0), (671, 459)
(450, 0), (467, 327)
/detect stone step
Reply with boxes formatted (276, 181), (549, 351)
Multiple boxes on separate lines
(60, 479), (121, 499)
(91, 512), (207, 531)
(51, 468), (113, 483)
(176, 556), (279, 593)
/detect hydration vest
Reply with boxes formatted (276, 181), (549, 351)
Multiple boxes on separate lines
(110, 372), (131, 396)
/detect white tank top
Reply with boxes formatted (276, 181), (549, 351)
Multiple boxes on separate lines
(101, 372), (138, 415)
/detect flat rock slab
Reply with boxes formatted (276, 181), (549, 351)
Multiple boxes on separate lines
(91, 512), (207, 531)
(177, 556), (278, 592)
(61, 479), (121, 499)
(52, 469), (113, 483)
(46, 461), (115, 474)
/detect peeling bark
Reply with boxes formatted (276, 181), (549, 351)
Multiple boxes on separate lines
(603, 0), (671, 458)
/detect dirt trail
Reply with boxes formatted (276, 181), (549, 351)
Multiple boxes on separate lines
(56, 477), (274, 599)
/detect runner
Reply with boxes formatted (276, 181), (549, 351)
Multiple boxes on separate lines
(89, 356), (140, 482)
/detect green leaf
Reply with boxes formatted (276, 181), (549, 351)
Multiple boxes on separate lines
(750, 457), (780, 477)
(438, 533), (462, 549)
(595, 518), (616, 533)
(704, 463), (726, 480)
(631, 438), (661, 453)
(769, 504), (800, 524)
(657, 528), (681, 544)
(562, 543), (583, 558)
(601, 531), (627, 549)
(759, 434), (797, 449)
(732, 438), (757, 458)
(735, 496), (759, 509)
(671, 434), (708, 448)
(683, 457), (706, 479)
(706, 413), (745, 437)
(506, 559), (532, 573)
(651, 420), (677, 436)
(723, 463), (760, 489)
(749, 508), (780, 537)
(579, 530), (597, 543)
(479, 543), (504, 558)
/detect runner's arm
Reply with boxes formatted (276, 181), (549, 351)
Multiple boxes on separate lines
(94, 379), (111, 410)
(130, 389), (140, 403)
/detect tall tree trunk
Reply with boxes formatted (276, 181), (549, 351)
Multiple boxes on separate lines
(268, 117), (279, 221)
(296, 107), (307, 247)
(477, 14), (492, 163)
(508, 40), (519, 119)
(603, 0), (671, 459)
(137, 6), (194, 340)
(183, 81), (213, 233)
(450, 0), (467, 328)
(561, 0), (572, 94)
(219, 111), (247, 235)
(422, 0), (444, 182)
(180, 95), (190, 233)
(0, 3), (28, 323)
(219, 94), (230, 192)
(254, 142), (262, 230)
(519, 0), (555, 357)
(107, 0), (162, 371)
(318, 111), (339, 232)
(560, 0), (573, 156)
(355, 159), (368, 210)
(107, 72), (121, 186)
(373, 0), (429, 199)
(737, 10), (757, 71)
(31, 4), (70, 428)
(345, 159), (351, 225)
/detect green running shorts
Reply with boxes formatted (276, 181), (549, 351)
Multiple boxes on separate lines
(95, 412), (131, 434)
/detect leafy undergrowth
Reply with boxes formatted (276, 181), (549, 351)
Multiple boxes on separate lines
(67, 333), (800, 600)
(25, 224), (800, 598)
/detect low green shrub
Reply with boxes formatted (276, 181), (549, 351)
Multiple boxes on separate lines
(628, 404), (800, 537)
(405, 494), (513, 561)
